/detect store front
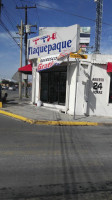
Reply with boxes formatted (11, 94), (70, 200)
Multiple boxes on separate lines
(28, 24), (80, 111)
(40, 66), (67, 105)
(26, 20), (112, 117)
(29, 49), (112, 117)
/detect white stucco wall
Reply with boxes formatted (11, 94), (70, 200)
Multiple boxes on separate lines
(75, 62), (92, 116)
(67, 62), (77, 115)
(74, 54), (112, 117)
(35, 71), (41, 104)
(89, 64), (111, 116)
(32, 66), (36, 104)
(32, 60), (41, 105)
(31, 54), (112, 117)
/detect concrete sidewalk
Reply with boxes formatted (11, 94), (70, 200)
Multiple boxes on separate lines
(0, 97), (112, 126)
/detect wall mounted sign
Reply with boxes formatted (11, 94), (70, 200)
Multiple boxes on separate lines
(70, 53), (88, 59)
(92, 78), (104, 94)
(37, 55), (62, 72)
(28, 24), (80, 60)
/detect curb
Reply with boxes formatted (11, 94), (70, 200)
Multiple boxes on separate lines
(0, 110), (110, 126)
(34, 120), (99, 126)
(0, 110), (35, 124)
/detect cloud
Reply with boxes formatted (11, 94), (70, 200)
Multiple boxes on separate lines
(101, 40), (112, 54)
(101, 48), (112, 55)
(0, 31), (18, 42)
(38, 0), (59, 10)
(0, 32), (9, 39)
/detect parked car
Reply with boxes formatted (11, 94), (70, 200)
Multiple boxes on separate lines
(8, 86), (16, 91)
(2, 86), (8, 90)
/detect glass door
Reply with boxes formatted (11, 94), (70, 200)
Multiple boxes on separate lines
(41, 71), (67, 105)
(59, 72), (66, 105)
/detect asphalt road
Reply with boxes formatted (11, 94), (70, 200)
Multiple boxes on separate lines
(2, 87), (31, 101)
(0, 115), (112, 199)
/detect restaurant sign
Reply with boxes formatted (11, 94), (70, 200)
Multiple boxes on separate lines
(37, 55), (62, 72)
(28, 24), (80, 60)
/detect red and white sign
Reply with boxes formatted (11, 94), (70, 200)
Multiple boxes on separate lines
(37, 55), (62, 72)
(28, 24), (80, 60)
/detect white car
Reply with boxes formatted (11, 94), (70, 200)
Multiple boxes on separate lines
(8, 86), (16, 91)
(2, 86), (8, 90)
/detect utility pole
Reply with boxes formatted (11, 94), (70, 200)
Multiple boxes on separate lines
(0, 0), (3, 104)
(17, 20), (24, 100)
(16, 5), (36, 98)
(0, 0), (3, 17)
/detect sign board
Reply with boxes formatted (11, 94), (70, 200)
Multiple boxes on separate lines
(80, 27), (91, 44)
(80, 27), (91, 34)
(92, 78), (104, 94)
(37, 55), (62, 72)
(28, 24), (80, 60)
(70, 53), (88, 59)
(80, 37), (90, 44)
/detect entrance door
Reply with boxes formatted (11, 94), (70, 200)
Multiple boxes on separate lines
(41, 71), (66, 105)
(49, 72), (59, 104)
(59, 72), (67, 104)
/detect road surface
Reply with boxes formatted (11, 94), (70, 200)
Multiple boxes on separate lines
(0, 114), (112, 199)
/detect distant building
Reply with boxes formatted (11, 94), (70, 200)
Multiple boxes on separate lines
(80, 27), (90, 49)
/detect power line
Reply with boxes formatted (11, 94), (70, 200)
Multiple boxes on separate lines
(2, 7), (17, 31)
(0, 18), (20, 48)
(20, 0), (112, 27)
(33, 0), (41, 27)
(12, 0), (24, 22)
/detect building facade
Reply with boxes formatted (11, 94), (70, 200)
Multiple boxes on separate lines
(26, 24), (112, 117)
(31, 54), (112, 117)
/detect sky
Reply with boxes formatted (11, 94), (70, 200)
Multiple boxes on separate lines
(0, 0), (112, 80)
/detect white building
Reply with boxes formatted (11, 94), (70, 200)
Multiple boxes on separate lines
(19, 24), (112, 117)
(31, 54), (112, 117)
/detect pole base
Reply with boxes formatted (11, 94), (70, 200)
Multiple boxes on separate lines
(0, 102), (2, 108)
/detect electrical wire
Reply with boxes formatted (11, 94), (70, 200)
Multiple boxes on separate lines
(12, 0), (25, 23)
(0, 19), (20, 48)
(33, 0), (41, 27)
(0, 4), (26, 54)
(2, 8), (18, 32)
(20, 0), (112, 27)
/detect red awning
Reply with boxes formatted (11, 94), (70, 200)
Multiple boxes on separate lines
(107, 62), (112, 72)
(18, 64), (32, 74)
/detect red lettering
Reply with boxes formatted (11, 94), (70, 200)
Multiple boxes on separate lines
(47, 33), (56, 42)
(44, 64), (47, 69)
(52, 33), (56, 40)
(33, 38), (40, 45)
(48, 62), (51, 68)
(38, 61), (55, 71)
(38, 64), (42, 70)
